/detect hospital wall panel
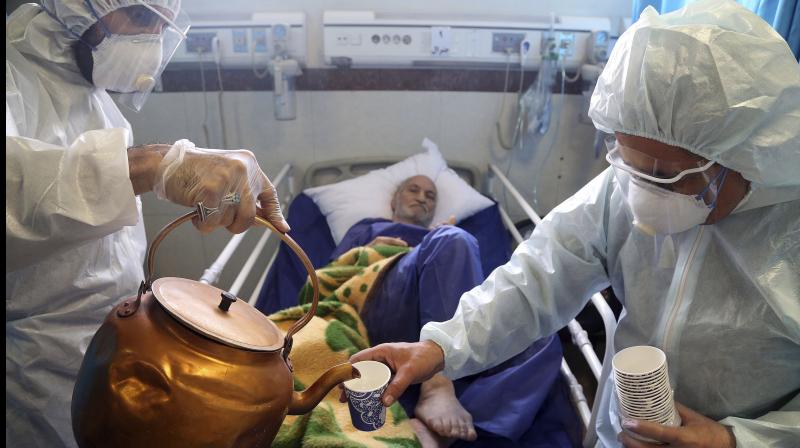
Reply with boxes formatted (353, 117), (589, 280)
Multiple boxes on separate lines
(171, 0), (633, 69)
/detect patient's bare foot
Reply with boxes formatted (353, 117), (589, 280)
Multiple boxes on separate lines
(413, 373), (477, 443)
(410, 418), (452, 448)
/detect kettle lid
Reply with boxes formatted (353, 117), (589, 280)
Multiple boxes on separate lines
(151, 277), (284, 352)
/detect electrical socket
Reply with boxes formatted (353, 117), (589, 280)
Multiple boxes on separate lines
(252, 28), (268, 53)
(492, 32), (526, 54)
(232, 29), (248, 53)
(335, 33), (350, 46)
(541, 32), (575, 59)
(541, 35), (559, 59)
(557, 32), (575, 56)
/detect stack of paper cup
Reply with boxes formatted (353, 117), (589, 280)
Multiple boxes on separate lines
(613, 346), (681, 441)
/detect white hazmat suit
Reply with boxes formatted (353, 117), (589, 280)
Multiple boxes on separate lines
(6, 1), (180, 446)
(421, 1), (800, 446)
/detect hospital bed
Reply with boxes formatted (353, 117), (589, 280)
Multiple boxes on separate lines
(196, 159), (617, 447)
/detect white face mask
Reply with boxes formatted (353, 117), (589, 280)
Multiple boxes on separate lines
(626, 175), (713, 236)
(92, 34), (163, 93)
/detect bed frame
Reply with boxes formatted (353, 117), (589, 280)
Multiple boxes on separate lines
(199, 160), (616, 448)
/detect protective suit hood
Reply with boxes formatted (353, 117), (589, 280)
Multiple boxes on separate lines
(589, 0), (800, 190)
(6, 0), (182, 81)
(6, 5), (85, 79)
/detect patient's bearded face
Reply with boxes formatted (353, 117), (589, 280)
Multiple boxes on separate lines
(391, 176), (437, 227)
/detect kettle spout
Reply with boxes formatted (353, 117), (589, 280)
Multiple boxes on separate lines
(287, 362), (359, 415)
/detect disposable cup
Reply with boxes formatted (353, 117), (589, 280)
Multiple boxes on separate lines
(615, 374), (670, 389)
(613, 344), (681, 441)
(617, 382), (669, 395)
(616, 375), (671, 403)
(617, 380), (668, 393)
(619, 399), (673, 419)
(614, 360), (667, 376)
(616, 382), (671, 400)
(621, 395), (672, 410)
(614, 363), (667, 380)
(620, 401), (681, 426)
(614, 369), (668, 387)
(619, 391), (675, 424)
(619, 398), (673, 418)
(613, 346), (666, 377)
(343, 361), (391, 431)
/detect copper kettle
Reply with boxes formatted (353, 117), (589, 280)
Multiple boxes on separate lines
(71, 211), (358, 447)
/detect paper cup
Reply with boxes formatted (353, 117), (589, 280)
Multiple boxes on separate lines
(615, 369), (668, 386)
(614, 345), (681, 444)
(619, 402), (682, 444)
(613, 346), (666, 376)
(343, 361), (392, 431)
(617, 382), (669, 395)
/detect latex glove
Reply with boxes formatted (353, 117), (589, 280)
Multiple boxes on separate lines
(153, 139), (289, 234)
(619, 402), (736, 448)
(367, 236), (408, 247)
(348, 340), (445, 407)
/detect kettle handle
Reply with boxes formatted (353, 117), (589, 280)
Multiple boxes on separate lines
(143, 210), (320, 363)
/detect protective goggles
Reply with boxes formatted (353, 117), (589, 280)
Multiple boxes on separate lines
(604, 138), (725, 198)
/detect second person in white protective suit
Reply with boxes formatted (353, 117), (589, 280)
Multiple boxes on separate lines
(351, 1), (800, 447)
(6, 1), (289, 447)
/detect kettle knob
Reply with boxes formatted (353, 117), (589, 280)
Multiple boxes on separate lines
(218, 291), (237, 312)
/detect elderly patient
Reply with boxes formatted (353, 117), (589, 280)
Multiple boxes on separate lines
(259, 174), (577, 447)
(336, 175), (477, 445)
(329, 175), (575, 447)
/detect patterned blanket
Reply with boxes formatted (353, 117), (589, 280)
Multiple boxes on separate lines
(269, 245), (421, 448)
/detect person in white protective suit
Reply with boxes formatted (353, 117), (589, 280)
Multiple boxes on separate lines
(351, 1), (800, 447)
(6, 1), (290, 447)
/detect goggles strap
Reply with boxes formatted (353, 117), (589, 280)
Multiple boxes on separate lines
(696, 167), (729, 209)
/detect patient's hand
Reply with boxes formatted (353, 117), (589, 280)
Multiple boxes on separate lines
(368, 236), (408, 247)
(431, 215), (456, 229)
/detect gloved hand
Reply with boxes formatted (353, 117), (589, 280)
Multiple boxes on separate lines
(152, 139), (289, 234)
